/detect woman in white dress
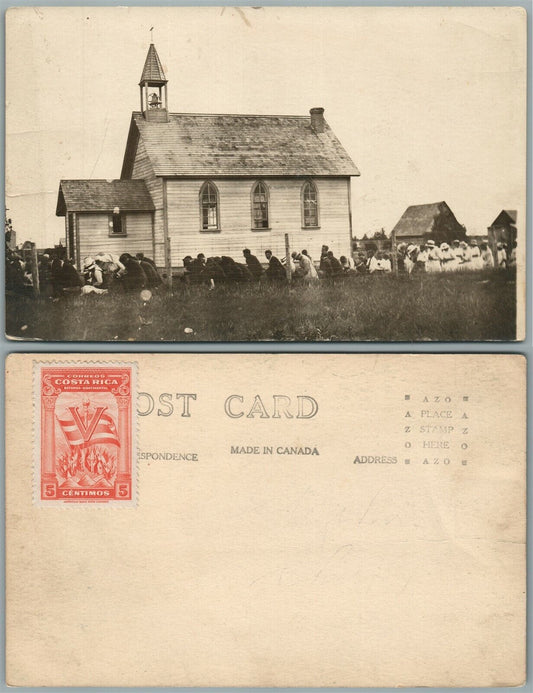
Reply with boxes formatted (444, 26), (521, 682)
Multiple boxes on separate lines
(425, 240), (441, 273)
(480, 242), (494, 269)
(458, 241), (471, 270)
(439, 243), (456, 272)
(469, 240), (483, 271)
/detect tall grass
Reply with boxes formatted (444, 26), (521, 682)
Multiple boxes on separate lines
(5, 270), (516, 342)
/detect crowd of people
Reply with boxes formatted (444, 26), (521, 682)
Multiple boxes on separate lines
(396, 239), (516, 274)
(181, 246), (358, 286)
(6, 236), (516, 298)
(5, 248), (163, 297)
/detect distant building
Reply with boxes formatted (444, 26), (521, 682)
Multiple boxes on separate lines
(391, 201), (466, 246)
(56, 42), (360, 271)
(487, 210), (517, 247)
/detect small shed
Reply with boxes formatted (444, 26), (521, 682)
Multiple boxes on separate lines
(391, 201), (466, 246)
(56, 179), (155, 268)
(487, 210), (517, 248)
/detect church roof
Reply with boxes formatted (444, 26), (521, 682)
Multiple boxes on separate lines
(393, 201), (454, 238)
(122, 112), (359, 178)
(139, 43), (167, 84)
(56, 180), (155, 216)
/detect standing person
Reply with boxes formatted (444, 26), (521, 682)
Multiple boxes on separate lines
(439, 243), (456, 272)
(469, 240), (483, 270)
(415, 244), (428, 273)
(509, 241), (517, 268)
(404, 244), (418, 275)
(425, 240), (441, 272)
(265, 250), (285, 281)
(451, 239), (463, 269)
(480, 242), (494, 269)
(242, 248), (263, 281)
(458, 241), (471, 270)
(496, 242), (507, 268)
(38, 253), (53, 298)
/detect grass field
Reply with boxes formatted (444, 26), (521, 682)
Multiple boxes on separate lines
(5, 270), (516, 342)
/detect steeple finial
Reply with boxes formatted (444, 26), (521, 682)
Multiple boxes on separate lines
(150, 26), (154, 43)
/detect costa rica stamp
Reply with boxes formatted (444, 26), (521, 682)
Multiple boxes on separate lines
(35, 363), (136, 505)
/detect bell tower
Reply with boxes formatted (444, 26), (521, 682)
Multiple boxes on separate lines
(139, 43), (169, 122)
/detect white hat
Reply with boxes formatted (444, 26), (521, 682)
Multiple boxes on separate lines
(440, 243), (449, 250)
(426, 239), (436, 247)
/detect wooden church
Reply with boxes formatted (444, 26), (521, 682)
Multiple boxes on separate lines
(56, 43), (359, 272)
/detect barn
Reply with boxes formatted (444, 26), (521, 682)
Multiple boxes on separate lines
(56, 43), (359, 273)
(391, 201), (466, 246)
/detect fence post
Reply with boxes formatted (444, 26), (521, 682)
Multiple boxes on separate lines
(391, 228), (398, 276)
(30, 242), (40, 296)
(165, 237), (172, 290)
(284, 233), (292, 283)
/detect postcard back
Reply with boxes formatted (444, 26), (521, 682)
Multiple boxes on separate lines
(5, 353), (526, 686)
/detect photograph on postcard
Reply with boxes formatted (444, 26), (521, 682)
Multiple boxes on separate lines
(5, 6), (526, 341)
(6, 353), (526, 686)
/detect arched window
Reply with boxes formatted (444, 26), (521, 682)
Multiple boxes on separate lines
(251, 181), (270, 230)
(200, 181), (220, 231)
(301, 180), (319, 228)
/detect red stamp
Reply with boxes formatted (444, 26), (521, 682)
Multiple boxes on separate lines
(36, 363), (136, 505)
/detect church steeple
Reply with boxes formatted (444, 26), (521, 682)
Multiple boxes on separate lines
(139, 43), (169, 122)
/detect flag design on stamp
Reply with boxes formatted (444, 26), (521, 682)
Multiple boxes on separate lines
(37, 364), (135, 504)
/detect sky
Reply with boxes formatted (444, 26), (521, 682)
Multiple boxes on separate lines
(5, 6), (527, 248)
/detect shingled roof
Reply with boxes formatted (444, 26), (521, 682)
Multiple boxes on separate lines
(122, 111), (359, 178)
(139, 43), (167, 84)
(490, 209), (517, 227)
(56, 180), (155, 216)
(393, 201), (451, 238)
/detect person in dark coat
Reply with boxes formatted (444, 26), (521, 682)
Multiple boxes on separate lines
(139, 258), (162, 288)
(61, 259), (84, 293)
(118, 253), (147, 292)
(50, 254), (64, 296)
(264, 250), (285, 281)
(220, 256), (252, 282)
(319, 245), (330, 272)
(242, 248), (263, 281)
(136, 253), (157, 268)
(326, 250), (343, 277)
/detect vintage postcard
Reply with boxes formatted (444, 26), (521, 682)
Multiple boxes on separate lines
(4, 6), (526, 341)
(6, 353), (526, 686)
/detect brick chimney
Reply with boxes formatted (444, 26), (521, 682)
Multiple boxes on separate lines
(310, 107), (325, 133)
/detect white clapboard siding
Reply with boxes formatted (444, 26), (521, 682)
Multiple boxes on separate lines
(131, 138), (165, 265)
(77, 213), (154, 260)
(165, 177), (351, 267)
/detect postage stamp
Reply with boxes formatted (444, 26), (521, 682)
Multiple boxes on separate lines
(35, 363), (136, 505)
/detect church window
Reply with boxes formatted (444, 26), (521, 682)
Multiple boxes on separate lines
(301, 180), (319, 228)
(251, 181), (270, 230)
(200, 181), (220, 231)
(108, 212), (127, 236)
